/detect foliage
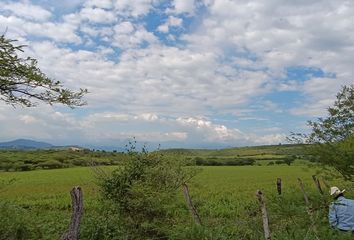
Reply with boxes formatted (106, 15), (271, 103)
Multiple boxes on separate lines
(307, 85), (354, 143)
(99, 144), (197, 239)
(0, 149), (129, 171)
(80, 203), (124, 240)
(283, 155), (296, 165)
(159, 144), (307, 158)
(0, 35), (87, 107)
(194, 157), (256, 166)
(289, 85), (354, 180)
(0, 201), (40, 240)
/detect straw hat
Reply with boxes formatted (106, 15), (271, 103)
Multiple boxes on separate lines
(330, 186), (345, 196)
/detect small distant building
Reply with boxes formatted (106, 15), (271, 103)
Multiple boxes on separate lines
(68, 146), (83, 152)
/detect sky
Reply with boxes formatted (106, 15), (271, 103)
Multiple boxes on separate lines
(0, 0), (353, 149)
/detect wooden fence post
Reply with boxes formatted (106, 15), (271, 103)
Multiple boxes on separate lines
(297, 178), (310, 206)
(256, 190), (271, 240)
(182, 183), (202, 225)
(276, 178), (282, 195)
(297, 178), (320, 240)
(61, 186), (84, 240)
(312, 175), (323, 195)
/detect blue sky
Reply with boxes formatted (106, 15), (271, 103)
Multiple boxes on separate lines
(0, 0), (353, 149)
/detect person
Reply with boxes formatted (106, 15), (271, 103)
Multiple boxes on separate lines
(329, 186), (354, 234)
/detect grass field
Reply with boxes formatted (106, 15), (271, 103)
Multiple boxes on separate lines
(1, 164), (353, 239)
(0, 165), (313, 205)
(0, 144), (308, 172)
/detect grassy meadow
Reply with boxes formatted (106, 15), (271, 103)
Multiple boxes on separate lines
(0, 145), (353, 239)
(1, 164), (353, 239)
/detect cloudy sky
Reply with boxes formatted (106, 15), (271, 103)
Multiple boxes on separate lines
(0, 0), (353, 149)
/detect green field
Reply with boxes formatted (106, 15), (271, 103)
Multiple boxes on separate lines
(0, 144), (308, 172)
(1, 164), (352, 240)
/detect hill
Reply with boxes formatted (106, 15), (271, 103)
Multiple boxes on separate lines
(0, 139), (53, 149)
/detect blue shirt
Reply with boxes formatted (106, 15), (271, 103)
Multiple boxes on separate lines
(329, 196), (354, 231)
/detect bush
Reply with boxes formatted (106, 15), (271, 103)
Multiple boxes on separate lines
(37, 160), (63, 169)
(98, 145), (197, 239)
(195, 157), (255, 166)
(16, 163), (33, 171)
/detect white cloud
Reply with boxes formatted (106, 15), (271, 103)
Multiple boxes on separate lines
(176, 117), (244, 142)
(134, 113), (159, 122)
(181, 0), (354, 117)
(84, 0), (113, 9)
(157, 24), (169, 33)
(157, 16), (183, 33)
(289, 77), (342, 116)
(113, 22), (158, 48)
(0, 15), (81, 43)
(1, 2), (52, 21)
(114, 0), (156, 17)
(171, 0), (195, 15)
(1, 0), (354, 147)
(80, 7), (116, 23)
(20, 115), (39, 124)
(250, 133), (286, 145)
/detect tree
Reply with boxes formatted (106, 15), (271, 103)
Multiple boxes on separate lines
(0, 35), (87, 107)
(283, 155), (296, 166)
(289, 85), (354, 180)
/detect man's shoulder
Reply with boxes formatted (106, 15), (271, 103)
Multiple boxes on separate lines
(336, 197), (354, 206)
(332, 197), (348, 205)
(346, 198), (354, 205)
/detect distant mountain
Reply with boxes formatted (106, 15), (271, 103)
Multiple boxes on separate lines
(0, 139), (53, 149)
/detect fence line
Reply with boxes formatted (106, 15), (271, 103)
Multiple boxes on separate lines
(60, 176), (332, 239)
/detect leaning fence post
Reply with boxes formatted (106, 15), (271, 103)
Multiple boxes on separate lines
(256, 190), (271, 240)
(182, 183), (202, 225)
(61, 186), (84, 240)
(276, 178), (282, 195)
(297, 178), (320, 240)
(297, 178), (310, 206)
(312, 175), (323, 195)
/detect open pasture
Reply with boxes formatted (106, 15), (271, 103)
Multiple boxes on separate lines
(1, 165), (352, 239)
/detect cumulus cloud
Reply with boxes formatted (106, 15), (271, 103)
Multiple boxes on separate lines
(157, 16), (183, 33)
(80, 7), (116, 23)
(114, 0), (156, 17)
(0, 15), (81, 43)
(171, 0), (196, 15)
(84, 0), (113, 9)
(182, 0), (354, 116)
(1, 1), (52, 21)
(0, 0), (353, 147)
(113, 22), (158, 48)
(176, 117), (245, 142)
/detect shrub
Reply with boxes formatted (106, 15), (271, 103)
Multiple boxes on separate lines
(98, 145), (197, 239)
(16, 164), (33, 171)
(37, 160), (63, 169)
(194, 157), (204, 165)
